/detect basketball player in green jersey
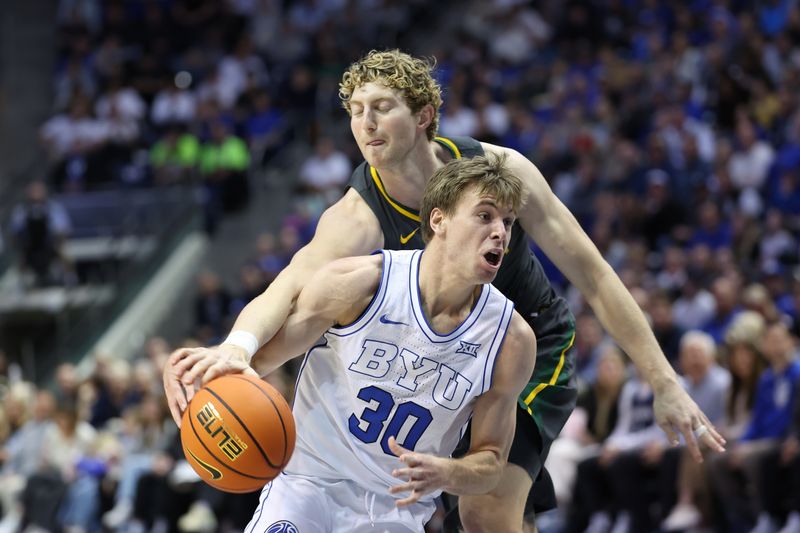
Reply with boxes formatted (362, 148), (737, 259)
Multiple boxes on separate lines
(165, 50), (725, 532)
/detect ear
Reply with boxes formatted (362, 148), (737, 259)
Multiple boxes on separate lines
(417, 104), (434, 132)
(429, 207), (446, 236)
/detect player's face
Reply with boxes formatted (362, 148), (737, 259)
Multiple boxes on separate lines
(349, 82), (421, 167)
(442, 186), (515, 284)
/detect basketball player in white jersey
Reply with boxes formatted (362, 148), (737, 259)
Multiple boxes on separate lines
(239, 155), (536, 532)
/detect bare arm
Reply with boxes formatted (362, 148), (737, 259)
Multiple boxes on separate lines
(255, 255), (382, 375)
(164, 189), (383, 424)
(388, 312), (536, 503)
(483, 143), (725, 458)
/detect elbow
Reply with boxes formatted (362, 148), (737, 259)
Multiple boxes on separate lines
(474, 450), (506, 494)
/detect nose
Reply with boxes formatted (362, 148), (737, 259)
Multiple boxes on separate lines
(491, 219), (508, 241)
(362, 109), (377, 132)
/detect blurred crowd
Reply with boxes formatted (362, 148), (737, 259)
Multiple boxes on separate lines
(3, 0), (800, 532)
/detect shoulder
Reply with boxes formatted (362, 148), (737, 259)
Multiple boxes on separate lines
(306, 254), (384, 324)
(311, 188), (384, 252)
(315, 253), (384, 295)
(323, 187), (378, 222)
(322, 253), (383, 277)
(347, 161), (371, 188)
(491, 311), (536, 390)
(504, 311), (537, 354)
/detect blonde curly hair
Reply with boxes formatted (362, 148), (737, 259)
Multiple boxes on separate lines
(339, 49), (443, 140)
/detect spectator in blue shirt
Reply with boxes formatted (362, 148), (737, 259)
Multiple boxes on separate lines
(708, 321), (800, 532)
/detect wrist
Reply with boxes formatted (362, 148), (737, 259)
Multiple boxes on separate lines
(649, 368), (680, 395)
(221, 330), (260, 363)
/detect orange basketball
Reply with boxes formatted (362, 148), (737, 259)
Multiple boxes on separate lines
(180, 374), (295, 493)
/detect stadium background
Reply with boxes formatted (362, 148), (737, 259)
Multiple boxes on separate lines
(1, 0), (800, 532)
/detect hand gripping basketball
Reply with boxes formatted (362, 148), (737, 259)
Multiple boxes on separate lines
(180, 374), (296, 493)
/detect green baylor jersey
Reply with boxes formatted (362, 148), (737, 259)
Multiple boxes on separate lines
(349, 135), (554, 319)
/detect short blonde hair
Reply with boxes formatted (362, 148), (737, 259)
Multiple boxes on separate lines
(420, 154), (524, 243)
(339, 49), (442, 140)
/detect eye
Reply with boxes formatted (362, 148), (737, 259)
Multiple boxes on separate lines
(504, 218), (514, 228)
(478, 212), (490, 221)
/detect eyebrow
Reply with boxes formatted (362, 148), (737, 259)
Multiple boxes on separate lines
(475, 199), (516, 215)
(349, 96), (395, 106)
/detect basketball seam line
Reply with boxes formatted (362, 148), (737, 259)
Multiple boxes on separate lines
(187, 401), (274, 480)
(227, 375), (291, 466)
(205, 384), (283, 469)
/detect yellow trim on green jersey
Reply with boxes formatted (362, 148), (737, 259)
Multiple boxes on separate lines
(434, 136), (462, 159)
(524, 329), (576, 415)
(370, 166), (421, 222)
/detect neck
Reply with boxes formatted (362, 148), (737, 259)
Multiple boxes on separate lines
(372, 138), (449, 209)
(772, 356), (792, 374)
(417, 247), (480, 325)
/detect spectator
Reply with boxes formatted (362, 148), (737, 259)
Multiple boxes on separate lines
(150, 77), (197, 127)
(728, 116), (775, 200)
(703, 276), (743, 344)
(9, 181), (73, 287)
(760, 209), (797, 271)
(547, 345), (627, 511)
(229, 263), (269, 317)
(573, 312), (609, 385)
(193, 270), (232, 343)
(751, 370), (800, 533)
(296, 136), (352, 206)
(673, 276), (717, 333)
(660, 331), (731, 531)
(689, 201), (733, 250)
(708, 321), (800, 532)
(245, 89), (287, 168)
(565, 365), (666, 533)
(149, 125), (201, 185)
(648, 291), (685, 368)
(0, 388), (56, 533)
(640, 168), (689, 251)
(199, 120), (250, 233)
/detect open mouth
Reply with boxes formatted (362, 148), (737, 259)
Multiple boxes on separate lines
(484, 251), (501, 267)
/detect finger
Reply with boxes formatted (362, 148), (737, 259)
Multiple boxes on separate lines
(700, 419), (726, 452)
(389, 480), (416, 494)
(395, 490), (423, 507)
(658, 420), (680, 447)
(184, 380), (195, 403)
(679, 419), (703, 462)
(167, 347), (195, 365)
(169, 348), (201, 374)
(201, 360), (247, 384)
(391, 467), (414, 479)
(166, 387), (185, 427)
(181, 356), (218, 386)
(387, 436), (409, 458)
(175, 352), (211, 381)
(164, 374), (188, 427)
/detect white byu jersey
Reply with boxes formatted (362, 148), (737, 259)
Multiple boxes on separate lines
(286, 249), (515, 503)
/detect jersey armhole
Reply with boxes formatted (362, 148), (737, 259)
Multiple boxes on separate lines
(481, 298), (515, 394)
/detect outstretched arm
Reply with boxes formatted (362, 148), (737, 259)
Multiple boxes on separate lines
(484, 142), (725, 460)
(164, 190), (383, 425)
(388, 312), (536, 505)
